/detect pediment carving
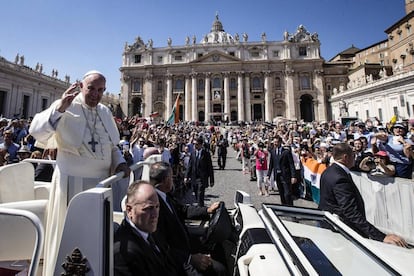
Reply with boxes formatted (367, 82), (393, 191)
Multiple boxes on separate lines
(288, 25), (319, 43)
(124, 36), (146, 53)
(191, 51), (240, 64)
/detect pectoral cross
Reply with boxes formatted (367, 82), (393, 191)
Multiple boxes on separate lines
(88, 136), (98, 152)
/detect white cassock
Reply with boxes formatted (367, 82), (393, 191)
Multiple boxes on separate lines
(29, 93), (125, 275)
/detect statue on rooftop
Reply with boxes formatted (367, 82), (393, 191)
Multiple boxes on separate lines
(283, 30), (289, 41)
(261, 32), (266, 42)
(234, 33), (239, 42)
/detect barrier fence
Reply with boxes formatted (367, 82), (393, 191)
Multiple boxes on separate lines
(302, 157), (414, 243)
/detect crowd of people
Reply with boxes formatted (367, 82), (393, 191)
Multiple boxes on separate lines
(3, 104), (413, 187)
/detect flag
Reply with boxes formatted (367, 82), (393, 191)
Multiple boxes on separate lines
(388, 114), (397, 132)
(167, 95), (180, 125)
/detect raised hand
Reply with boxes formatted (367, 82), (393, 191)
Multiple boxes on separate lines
(57, 81), (81, 113)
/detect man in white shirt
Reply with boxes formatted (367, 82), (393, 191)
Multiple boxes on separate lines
(29, 70), (130, 275)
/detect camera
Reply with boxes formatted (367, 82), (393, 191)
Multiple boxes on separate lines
(365, 157), (376, 168)
(259, 157), (265, 165)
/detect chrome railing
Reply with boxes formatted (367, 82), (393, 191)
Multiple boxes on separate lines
(97, 161), (153, 188)
(22, 158), (56, 166)
(0, 207), (44, 276)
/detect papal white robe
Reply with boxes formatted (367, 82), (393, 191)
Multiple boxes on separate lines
(29, 93), (125, 275)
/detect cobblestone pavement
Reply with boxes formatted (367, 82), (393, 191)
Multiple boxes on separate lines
(201, 148), (318, 210)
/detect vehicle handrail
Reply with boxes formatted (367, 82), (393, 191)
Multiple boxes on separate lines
(97, 161), (153, 188)
(22, 158), (57, 165)
(0, 207), (44, 276)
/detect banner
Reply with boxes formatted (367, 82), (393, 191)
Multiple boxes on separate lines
(166, 95), (180, 125)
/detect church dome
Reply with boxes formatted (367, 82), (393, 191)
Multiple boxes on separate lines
(201, 14), (234, 44)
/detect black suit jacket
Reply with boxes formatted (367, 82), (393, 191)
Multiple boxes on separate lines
(217, 138), (228, 155)
(318, 163), (386, 241)
(186, 149), (214, 188)
(113, 219), (177, 276)
(267, 146), (296, 180)
(154, 193), (209, 266)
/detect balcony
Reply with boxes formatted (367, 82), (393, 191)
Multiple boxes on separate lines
(131, 91), (142, 97)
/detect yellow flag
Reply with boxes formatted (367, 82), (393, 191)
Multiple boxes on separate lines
(388, 115), (397, 131)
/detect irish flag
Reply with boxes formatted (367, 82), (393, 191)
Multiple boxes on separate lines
(167, 95), (180, 125)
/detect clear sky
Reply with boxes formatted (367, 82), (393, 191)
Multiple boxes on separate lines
(0, 0), (405, 95)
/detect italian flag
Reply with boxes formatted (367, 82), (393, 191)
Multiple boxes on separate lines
(167, 95), (180, 125)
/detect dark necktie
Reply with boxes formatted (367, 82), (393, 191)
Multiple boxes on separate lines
(147, 234), (160, 253)
(196, 151), (201, 176)
(166, 195), (175, 214)
(275, 148), (281, 171)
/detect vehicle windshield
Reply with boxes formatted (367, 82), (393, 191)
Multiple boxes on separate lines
(260, 204), (400, 275)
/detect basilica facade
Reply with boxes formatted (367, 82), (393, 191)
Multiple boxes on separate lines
(120, 15), (328, 123)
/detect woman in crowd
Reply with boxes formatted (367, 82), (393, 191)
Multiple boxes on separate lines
(374, 122), (414, 178)
(254, 142), (269, 196)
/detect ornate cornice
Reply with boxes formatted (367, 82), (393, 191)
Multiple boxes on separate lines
(190, 71), (198, 78)
(263, 71), (272, 77)
(144, 74), (153, 81)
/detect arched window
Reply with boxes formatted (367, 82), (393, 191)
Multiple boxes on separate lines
(252, 76), (261, 89)
(133, 80), (141, 92)
(300, 75), (311, 90)
(230, 78), (237, 90)
(175, 79), (183, 90)
(274, 77), (281, 89)
(198, 79), (204, 91)
(213, 77), (221, 88)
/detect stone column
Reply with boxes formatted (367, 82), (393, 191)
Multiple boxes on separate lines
(121, 75), (130, 118)
(185, 76), (191, 121)
(313, 99), (319, 121)
(244, 74), (251, 122)
(165, 74), (173, 120)
(314, 69), (326, 121)
(284, 68), (296, 120)
(223, 72), (230, 122)
(237, 72), (244, 121)
(264, 71), (273, 122)
(191, 72), (198, 121)
(204, 73), (211, 123)
(143, 74), (153, 117)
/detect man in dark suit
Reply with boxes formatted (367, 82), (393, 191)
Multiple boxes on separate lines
(185, 136), (214, 207)
(319, 143), (407, 247)
(217, 134), (229, 170)
(113, 180), (178, 276)
(150, 161), (225, 276)
(267, 135), (297, 205)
